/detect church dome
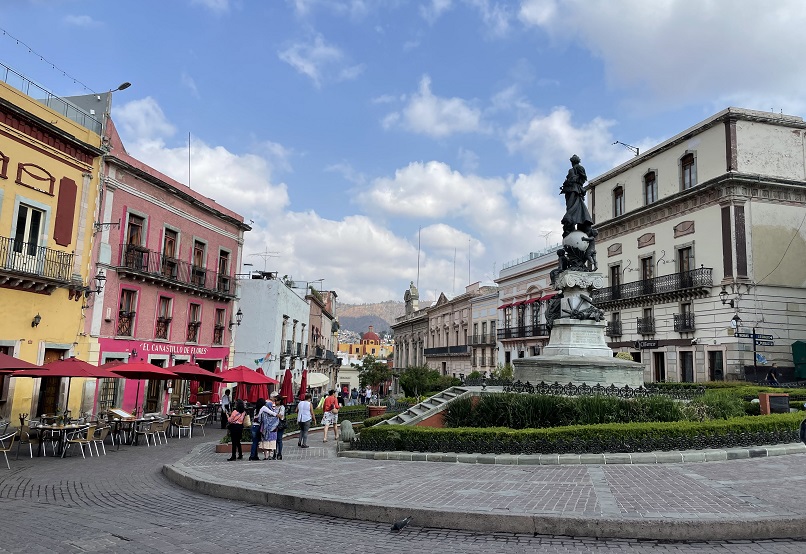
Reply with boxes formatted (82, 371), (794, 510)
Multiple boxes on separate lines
(362, 325), (380, 343)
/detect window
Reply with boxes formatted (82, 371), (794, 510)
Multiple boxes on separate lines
(681, 153), (695, 190)
(126, 214), (144, 245)
(610, 265), (621, 287)
(156, 297), (172, 339)
(641, 256), (654, 280)
(187, 303), (201, 342)
(531, 303), (540, 327)
(517, 305), (525, 328)
(677, 246), (693, 273)
(213, 308), (225, 345)
(504, 307), (512, 329)
(118, 289), (137, 336)
(613, 186), (624, 217)
(161, 229), (178, 278)
(644, 171), (657, 205)
(13, 204), (44, 255)
(217, 250), (231, 293)
(97, 376), (120, 411)
(192, 241), (206, 286)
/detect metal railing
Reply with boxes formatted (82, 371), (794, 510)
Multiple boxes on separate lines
(497, 324), (549, 340)
(213, 325), (224, 345)
(0, 61), (103, 134)
(637, 317), (655, 335)
(423, 345), (471, 356)
(605, 320), (622, 337)
(118, 244), (234, 296)
(155, 318), (171, 340)
(674, 313), (696, 332)
(592, 267), (712, 303)
(186, 322), (200, 343)
(283, 340), (293, 356)
(0, 236), (74, 282)
(313, 345), (325, 359)
(468, 334), (496, 345)
(117, 312), (135, 336)
(325, 350), (337, 361)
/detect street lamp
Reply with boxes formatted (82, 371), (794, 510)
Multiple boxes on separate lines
(84, 269), (107, 297)
(229, 308), (243, 330)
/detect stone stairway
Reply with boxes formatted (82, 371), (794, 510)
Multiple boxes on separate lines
(377, 386), (472, 426)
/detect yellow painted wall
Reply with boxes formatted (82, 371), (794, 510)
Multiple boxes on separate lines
(0, 80), (101, 423)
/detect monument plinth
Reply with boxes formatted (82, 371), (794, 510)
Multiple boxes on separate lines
(512, 155), (644, 388)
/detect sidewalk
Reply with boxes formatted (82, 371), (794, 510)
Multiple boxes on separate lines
(164, 429), (806, 541)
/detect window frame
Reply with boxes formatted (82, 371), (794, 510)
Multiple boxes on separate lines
(680, 151), (696, 191)
(643, 170), (658, 205)
(612, 185), (625, 217)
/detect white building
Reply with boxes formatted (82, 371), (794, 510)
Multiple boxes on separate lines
(234, 272), (310, 382)
(468, 287), (499, 373)
(588, 107), (806, 382)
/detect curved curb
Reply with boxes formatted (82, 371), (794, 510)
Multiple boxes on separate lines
(164, 443), (806, 541)
(338, 442), (806, 465)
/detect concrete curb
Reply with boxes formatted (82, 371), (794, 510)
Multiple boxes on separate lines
(164, 442), (806, 541)
(338, 442), (806, 465)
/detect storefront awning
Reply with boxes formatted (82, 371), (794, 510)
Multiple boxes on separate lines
(512, 300), (526, 306)
(539, 291), (559, 301)
(523, 298), (540, 304)
(497, 303), (512, 309)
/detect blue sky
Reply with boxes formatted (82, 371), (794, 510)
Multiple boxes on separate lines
(3, 0), (805, 304)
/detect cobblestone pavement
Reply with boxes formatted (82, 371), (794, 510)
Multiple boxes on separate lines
(1, 425), (805, 553)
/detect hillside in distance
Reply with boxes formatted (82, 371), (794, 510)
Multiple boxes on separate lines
(337, 300), (405, 334)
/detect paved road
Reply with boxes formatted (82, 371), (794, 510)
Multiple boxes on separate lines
(1, 426), (804, 553)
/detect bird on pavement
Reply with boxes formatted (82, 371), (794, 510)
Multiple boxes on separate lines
(391, 516), (412, 531)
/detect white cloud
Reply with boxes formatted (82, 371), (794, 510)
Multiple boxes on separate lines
(181, 72), (200, 98)
(518, 0), (806, 113)
(114, 97), (176, 142)
(278, 34), (361, 87)
(420, 0), (453, 24)
(457, 147), (479, 173)
(63, 15), (100, 27)
(385, 75), (483, 137)
(190, 0), (231, 13)
(325, 162), (366, 185)
(466, 0), (511, 37)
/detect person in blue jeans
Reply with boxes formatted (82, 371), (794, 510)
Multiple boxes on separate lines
(274, 395), (286, 460)
(249, 398), (274, 461)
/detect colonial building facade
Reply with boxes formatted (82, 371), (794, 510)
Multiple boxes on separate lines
(588, 107), (806, 382)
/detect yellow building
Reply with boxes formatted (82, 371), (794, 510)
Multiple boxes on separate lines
(338, 326), (394, 360)
(0, 67), (103, 424)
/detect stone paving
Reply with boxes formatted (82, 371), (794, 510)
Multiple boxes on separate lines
(0, 424), (805, 553)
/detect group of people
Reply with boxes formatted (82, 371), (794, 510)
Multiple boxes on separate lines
(222, 387), (343, 460)
(338, 385), (373, 406)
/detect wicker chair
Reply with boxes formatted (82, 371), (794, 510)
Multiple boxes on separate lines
(0, 432), (16, 469)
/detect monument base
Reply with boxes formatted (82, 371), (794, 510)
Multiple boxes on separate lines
(542, 318), (612, 357)
(512, 355), (644, 388)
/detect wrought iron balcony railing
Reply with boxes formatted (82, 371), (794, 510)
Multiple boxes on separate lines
(605, 320), (622, 337)
(118, 244), (235, 298)
(497, 324), (550, 340)
(468, 334), (496, 345)
(0, 236), (74, 282)
(637, 317), (655, 335)
(213, 325), (225, 345)
(592, 267), (712, 305)
(186, 321), (200, 343)
(283, 340), (293, 356)
(423, 345), (471, 356)
(674, 313), (696, 332)
(312, 345), (325, 359)
(117, 311), (135, 337)
(155, 317), (171, 340)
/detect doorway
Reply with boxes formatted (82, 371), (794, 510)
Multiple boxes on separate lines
(38, 348), (66, 415)
(708, 351), (724, 381)
(680, 351), (694, 382)
(169, 359), (188, 410)
(145, 358), (165, 414)
(653, 352), (666, 382)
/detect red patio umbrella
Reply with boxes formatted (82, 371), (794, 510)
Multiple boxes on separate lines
(169, 363), (224, 382)
(15, 357), (121, 412)
(298, 369), (308, 401)
(218, 365), (278, 402)
(189, 380), (199, 404)
(279, 368), (293, 402)
(0, 352), (40, 373)
(110, 361), (177, 416)
(246, 367), (269, 402)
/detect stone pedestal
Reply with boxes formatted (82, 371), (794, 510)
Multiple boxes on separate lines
(542, 319), (612, 357)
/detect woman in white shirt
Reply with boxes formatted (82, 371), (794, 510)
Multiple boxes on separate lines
(296, 393), (316, 448)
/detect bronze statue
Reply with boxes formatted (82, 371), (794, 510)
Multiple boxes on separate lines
(560, 154), (593, 237)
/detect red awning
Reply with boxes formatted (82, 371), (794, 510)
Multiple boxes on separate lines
(539, 292), (559, 301)
(497, 303), (512, 309)
(523, 298), (540, 304)
(512, 300), (526, 306)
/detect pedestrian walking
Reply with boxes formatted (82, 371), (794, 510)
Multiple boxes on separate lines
(364, 385), (372, 405)
(350, 387), (359, 406)
(322, 389), (340, 442)
(220, 389), (231, 429)
(296, 393), (316, 448)
(275, 395), (286, 460)
(226, 399), (247, 461)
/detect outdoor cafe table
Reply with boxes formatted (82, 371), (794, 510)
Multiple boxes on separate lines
(34, 423), (85, 457)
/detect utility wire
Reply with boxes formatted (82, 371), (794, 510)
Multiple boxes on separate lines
(755, 208), (806, 285)
(0, 27), (96, 93)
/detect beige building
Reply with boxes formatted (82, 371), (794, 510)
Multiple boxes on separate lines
(468, 289), (499, 373)
(495, 247), (560, 366)
(588, 107), (806, 382)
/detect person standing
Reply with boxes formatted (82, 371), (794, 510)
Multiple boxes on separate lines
(220, 389), (231, 429)
(350, 387), (359, 406)
(364, 385), (372, 405)
(275, 395), (286, 460)
(249, 398), (274, 461)
(322, 389), (340, 442)
(296, 393), (316, 448)
(227, 399), (246, 461)
(259, 398), (279, 460)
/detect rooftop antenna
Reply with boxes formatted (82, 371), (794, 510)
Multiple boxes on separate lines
(416, 226), (421, 290)
(613, 141), (639, 156)
(250, 248), (280, 272)
(467, 238), (471, 286)
(452, 248), (456, 296)
(188, 131), (191, 188)
(540, 230), (553, 249)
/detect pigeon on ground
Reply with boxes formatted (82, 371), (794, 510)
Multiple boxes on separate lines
(391, 516), (412, 531)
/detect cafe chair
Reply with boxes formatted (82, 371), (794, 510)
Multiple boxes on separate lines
(176, 414), (193, 439)
(150, 419), (169, 445)
(134, 420), (157, 447)
(192, 414), (210, 437)
(62, 425), (95, 458)
(0, 432), (17, 469)
(15, 422), (42, 459)
(91, 426), (111, 456)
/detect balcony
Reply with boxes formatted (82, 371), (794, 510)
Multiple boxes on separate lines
(637, 317), (655, 335)
(294, 342), (302, 357)
(311, 345), (325, 359)
(117, 311), (135, 337)
(674, 313), (696, 333)
(423, 345), (471, 357)
(325, 350), (337, 362)
(213, 325), (225, 345)
(283, 340), (293, 356)
(155, 317), (171, 340)
(592, 267), (712, 308)
(605, 320), (622, 337)
(497, 324), (549, 340)
(468, 333), (496, 345)
(117, 244), (236, 301)
(186, 321), (200, 343)
(0, 236), (75, 294)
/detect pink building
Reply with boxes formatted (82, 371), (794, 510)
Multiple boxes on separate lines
(86, 119), (250, 415)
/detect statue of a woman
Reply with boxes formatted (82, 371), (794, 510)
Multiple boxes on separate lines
(560, 154), (593, 237)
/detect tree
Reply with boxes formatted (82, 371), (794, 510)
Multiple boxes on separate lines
(358, 355), (393, 388)
(491, 363), (514, 381)
(399, 365), (438, 397)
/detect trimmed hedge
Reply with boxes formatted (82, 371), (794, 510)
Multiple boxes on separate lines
(363, 412), (398, 427)
(356, 412), (804, 454)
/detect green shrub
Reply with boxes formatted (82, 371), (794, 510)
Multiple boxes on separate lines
(357, 412), (803, 454)
(363, 412), (398, 427)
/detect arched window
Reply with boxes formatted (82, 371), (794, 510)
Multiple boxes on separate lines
(613, 185), (624, 216)
(644, 171), (657, 205)
(681, 153), (696, 190)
